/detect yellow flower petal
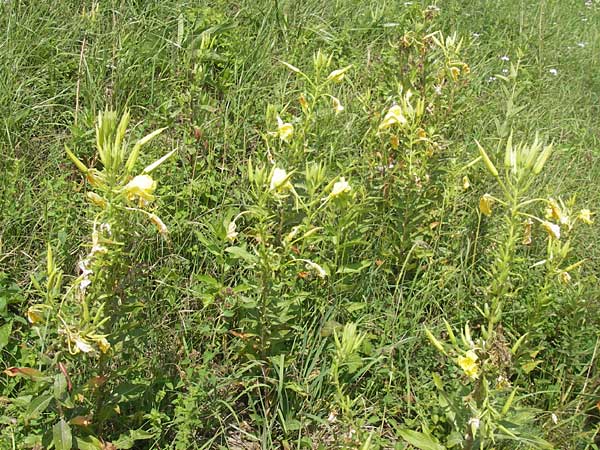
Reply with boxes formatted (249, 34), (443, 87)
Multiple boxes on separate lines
(479, 194), (493, 216)
(124, 175), (157, 202)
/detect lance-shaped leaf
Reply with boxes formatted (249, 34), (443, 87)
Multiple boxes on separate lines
(125, 127), (167, 174)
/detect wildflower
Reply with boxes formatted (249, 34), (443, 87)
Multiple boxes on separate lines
(27, 306), (44, 324)
(551, 413), (558, 424)
(450, 66), (460, 81)
(390, 135), (399, 149)
(330, 177), (351, 198)
(74, 336), (94, 354)
(86, 192), (107, 208)
(299, 93), (308, 110)
(479, 194), (494, 216)
(541, 221), (561, 240)
(578, 209), (593, 224)
(269, 167), (293, 192)
(549, 68), (558, 76)
(457, 350), (479, 379)
(96, 336), (110, 353)
(379, 105), (407, 130)
(305, 260), (327, 278)
(331, 96), (344, 114)
(558, 271), (571, 284)
(226, 221), (238, 242)
(276, 116), (294, 142)
(462, 176), (470, 190)
(500, 55), (510, 61)
(577, 42), (586, 48)
(326, 65), (351, 83)
(90, 231), (108, 255)
(545, 198), (569, 224)
(123, 174), (157, 203)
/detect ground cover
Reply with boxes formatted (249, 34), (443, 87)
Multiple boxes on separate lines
(1, 0), (599, 448)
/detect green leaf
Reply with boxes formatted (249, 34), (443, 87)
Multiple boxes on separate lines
(0, 321), (11, 350)
(25, 393), (53, 422)
(52, 419), (72, 450)
(398, 429), (445, 450)
(225, 246), (257, 264)
(112, 429), (154, 449)
(75, 436), (103, 450)
(53, 374), (68, 400)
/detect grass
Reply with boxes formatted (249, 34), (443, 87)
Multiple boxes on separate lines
(1, 0), (599, 449)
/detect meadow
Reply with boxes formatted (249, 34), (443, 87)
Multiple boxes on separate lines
(1, 0), (599, 448)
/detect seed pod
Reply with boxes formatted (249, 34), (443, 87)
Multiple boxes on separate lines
(533, 143), (552, 174)
(476, 140), (499, 178)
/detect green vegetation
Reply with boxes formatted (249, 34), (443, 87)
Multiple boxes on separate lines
(1, 0), (599, 448)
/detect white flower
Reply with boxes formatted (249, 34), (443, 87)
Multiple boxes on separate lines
(549, 68), (558, 76)
(500, 55), (510, 61)
(551, 413), (558, 424)
(577, 42), (586, 48)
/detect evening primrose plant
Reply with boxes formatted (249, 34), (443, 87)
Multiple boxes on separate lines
(274, 49), (351, 160)
(6, 109), (174, 448)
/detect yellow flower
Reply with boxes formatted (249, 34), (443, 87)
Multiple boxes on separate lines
(27, 306), (44, 324)
(578, 209), (593, 225)
(123, 175), (157, 202)
(479, 194), (494, 216)
(277, 116), (294, 142)
(558, 271), (571, 284)
(546, 198), (569, 225)
(450, 66), (460, 82)
(97, 337), (110, 353)
(269, 167), (293, 192)
(379, 105), (407, 130)
(299, 93), (308, 110)
(541, 221), (560, 240)
(457, 350), (479, 379)
(330, 177), (352, 198)
(331, 96), (344, 114)
(390, 135), (399, 149)
(462, 176), (470, 190)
